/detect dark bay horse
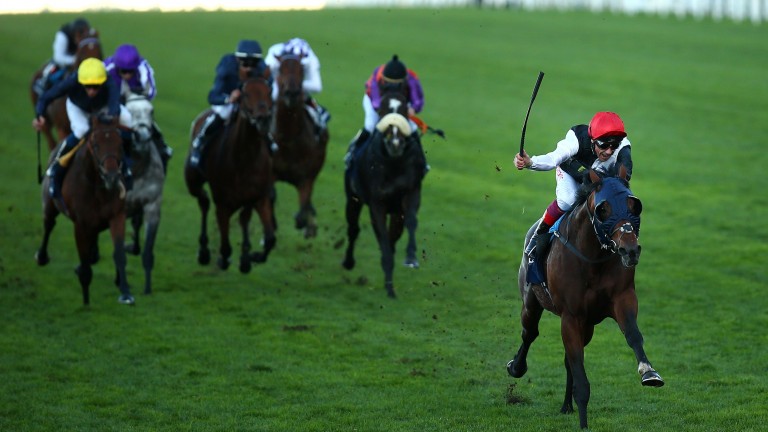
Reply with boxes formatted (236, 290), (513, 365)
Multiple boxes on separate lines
(124, 94), (165, 294)
(507, 168), (663, 429)
(35, 115), (134, 305)
(342, 113), (426, 298)
(31, 29), (103, 151)
(184, 77), (276, 272)
(271, 55), (328, 238)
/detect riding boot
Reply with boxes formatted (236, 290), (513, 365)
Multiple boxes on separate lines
(47, 134), (79, 199)
(525, 219), (552, 259)
(190, 113), (224, 169)
(343, 129), (370, 168)
(152, 123), (172, 174)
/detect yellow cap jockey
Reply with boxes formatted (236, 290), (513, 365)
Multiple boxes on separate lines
(77, 58), (107, 85)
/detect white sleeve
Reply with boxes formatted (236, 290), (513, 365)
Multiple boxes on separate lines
(302, 50), (322, 94)
(52, 31), (75, 67)
(530, 129), (580, 171)
(264, 43), (283, 77)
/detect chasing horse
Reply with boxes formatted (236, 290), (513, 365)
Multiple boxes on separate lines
(342, 113), (427, 298)
(184, 77), (277, 272)
(507, 167), (664, 429)
(31, 20), (103, 151)
(35, 114), (134, 305)
(270, 54), (329, 239)
(124, 93), (166, 295)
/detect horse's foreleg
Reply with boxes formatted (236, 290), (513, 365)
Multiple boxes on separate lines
(295, 182), (317, 238)
(370, 207), (396, 298)
(613, 292), (664, 387)
(238, 206), (253, 273)
(215, 206), (233, 270)
(342, 189), (362, 271)
(141, 220), (159, 295)
(73, 226), (96, 306)
(560, 315), (590, 429)
(126, 213), (143, 255)
(35, 196), (59, 266)
(251, 197), (276, 264)
(109, 215), (134, 305)
(507, 286), (544, 378)
(191, 184), (211, 265)
(402, 192), (421, 268)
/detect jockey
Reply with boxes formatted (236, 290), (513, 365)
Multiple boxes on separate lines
(345, 54), (425, 165)
(33, 17), (92, 96)
(264, 37), (330, 131)
(32, 58), (134, 200)
(105, 44), (172, 172)
(189, 39), (272, 169)
(514, 112), (634, 258)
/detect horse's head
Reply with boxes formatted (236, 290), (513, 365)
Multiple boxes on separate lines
(239, 78), (273, 133)
(378, 88), (409, 119)
(587, 168), (642, 267)
(125, 93), (154, 148)
(375, 113), (412, 158)
(277, 56), (304, 107)
(74, 30), (103, 68)
(87, 114), (125, 196)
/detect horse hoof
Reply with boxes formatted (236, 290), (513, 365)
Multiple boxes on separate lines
(342, 258), (355, 270)
(118, 294), (135, 305)
(217, 257), (230, 270)
(239, 258), (252, 273)
(34, 250), (50, 266)
(125, 242), (140, 256)
(198, 249), (210, 265)
(507, 359), (527, 378)
(404, 259), (419, 269)
(641, 371), (665, 387)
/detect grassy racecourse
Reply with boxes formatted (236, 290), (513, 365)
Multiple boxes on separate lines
(0, 7), (766, 431)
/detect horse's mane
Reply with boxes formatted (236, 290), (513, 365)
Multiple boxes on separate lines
(572, 169), (631, 208)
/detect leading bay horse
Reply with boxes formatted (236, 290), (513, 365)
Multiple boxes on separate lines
(124, 93), (166, 295)
(30, 28), (103, 151)
(271, 55), (328, 239)
(507, 167), (663, 429)
(35, 114), (134, 305)
(184, 77), (276, 272)
(342, 113), (426, 298)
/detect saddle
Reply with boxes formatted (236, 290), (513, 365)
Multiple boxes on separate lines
(525, 216), (563, 286)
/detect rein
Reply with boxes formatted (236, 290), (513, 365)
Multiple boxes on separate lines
(553, 210), (615, 264)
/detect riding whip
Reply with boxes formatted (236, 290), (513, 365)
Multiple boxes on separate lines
(520, 71), (545, 156)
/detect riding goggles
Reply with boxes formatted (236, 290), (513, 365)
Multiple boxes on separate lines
(238, 59), (259, 68)
(118, 68), (136, 75)
(595, 137), (622, 150)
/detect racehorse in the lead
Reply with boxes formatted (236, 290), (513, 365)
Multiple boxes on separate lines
(507, 167), (663, 429)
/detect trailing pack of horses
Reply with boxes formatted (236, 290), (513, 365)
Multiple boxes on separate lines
(28, 25), (661, 428)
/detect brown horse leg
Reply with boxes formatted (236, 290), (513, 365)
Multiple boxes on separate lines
(295, 182), (317, 238)
(185, 173), (211, 265)
(215, 206), (233, 270)
(35, 192), (60, 266)
(560, 315), (591, 429)
(238, 206), (253, 273)
(250, 197), (277, 264)
(109, 214), (134, 305)
(508, 287), (544, 378)
(402, 192), (420, 268)
(73, 226), (97, 305)
(613, 293), (665, 387)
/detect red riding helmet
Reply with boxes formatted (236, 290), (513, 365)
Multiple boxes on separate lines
(588, 112), (627, 140)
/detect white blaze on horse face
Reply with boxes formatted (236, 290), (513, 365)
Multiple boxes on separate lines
(388, 98), (403, 113)
(126, 97), (154, 142)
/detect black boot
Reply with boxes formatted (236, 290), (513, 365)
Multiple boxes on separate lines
(190, 113), (223, 169)
(343, 129), (370, 168)
(525, 219), (552, 258)
(47, 134), (79, 199)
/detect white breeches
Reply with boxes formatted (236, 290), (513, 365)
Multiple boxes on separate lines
(211, 103), (235, 121)
(554, 166), (580, 212)
(66, 99), (133, 139)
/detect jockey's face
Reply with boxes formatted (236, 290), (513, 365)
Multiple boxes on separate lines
(84, 84), (101, 98)
(593, 136), (622, 161)
(118, 68), (136, 78)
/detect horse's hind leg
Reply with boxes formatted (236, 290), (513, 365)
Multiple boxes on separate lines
(187, 180), (211, 265)
(295, 182), (318, 239)
(614, 296), (665, 387)
(560, 315), (591, 429)
(126, 213), (143, 255)
(507, 286), (544, 378)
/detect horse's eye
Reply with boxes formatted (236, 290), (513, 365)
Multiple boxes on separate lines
(596, 201), (611, 221)
(628, 197), (642, 216)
